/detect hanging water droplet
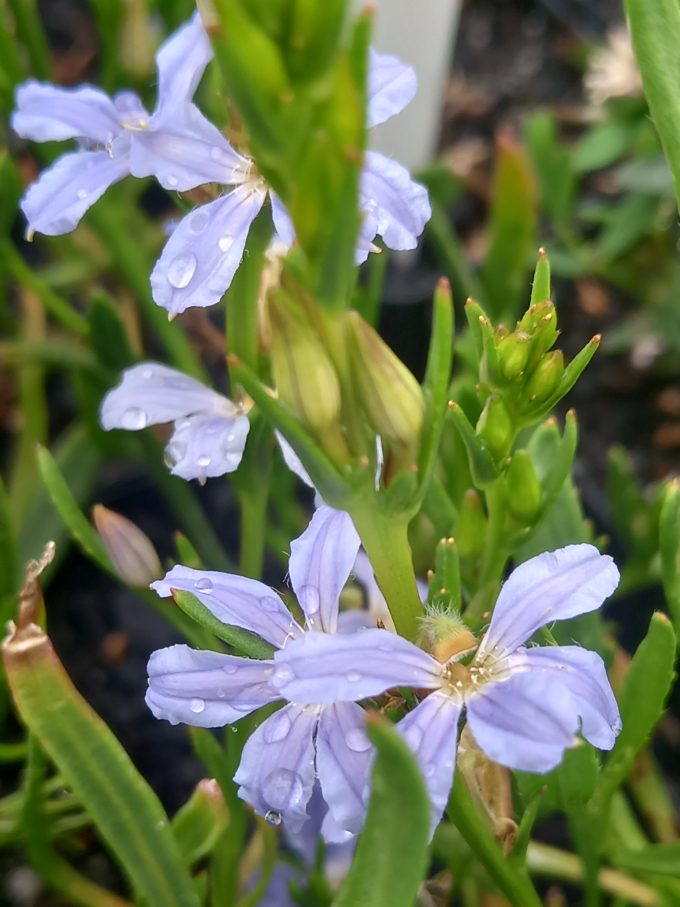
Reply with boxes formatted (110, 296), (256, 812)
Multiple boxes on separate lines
(345, 728), (371, 753)
(190, 698), (206, 713)
(263, 711), (292, 743)
(262, 768), (304, 810)
(120, 406), (148, 430)
(218, 234), (234, 253)
(346, 671), (362, 683)
(197, 453), (212, 467)
(189, 210), (209, 233)
(167, 253), (197, 289)
(264, 810), (282, 826)
(195, 577), (214, 593)
(76, 188), (88, 200)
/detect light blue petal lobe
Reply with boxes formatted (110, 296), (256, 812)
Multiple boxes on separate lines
(271, 628), (441, 704)
(12, 80), (120, 143)
(20, 150), (129, 236)
(507, 646), (621, 750)
(150, 185), (266, 315)
(359, 151), (431, 253)
(316, 702), (373, 836)
(275, 431), (314, 488)
(367, 48), (417, 128)
(155, 11), (213, 106)
(132, 102), (249, 190)
(397, 691), (461, 835)
(479, 545), (621, 657)
(234, 703), (318, 832)
(270, 192), (296, 246)
(152, 565), (302, 648)
(167, 413), (249, 482)
(465, 671), (579, 773)
(99, 362), (229, 430)
(289, 506), (360, 633)
(145, 644), (278, 727)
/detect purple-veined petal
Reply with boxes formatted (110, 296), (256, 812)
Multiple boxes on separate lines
(276, 431), (314, 488)
(20, 150), (129, 237)
(397, 690), (461, 834)
(271, 628), (442, 704)
(151, 185), (266, 315)
(270, 192), (296, 246)
(359, 152), (431, 255)
(465, 670), (579, 773)
(479, 545), (620, 658)
(316, 702), (373, 836)
(234, 703), (319, 832)
(155, 11), (213, 106)
(99, 362), (231, 431)
(132, 102), (250, 190)
(367, 48), (417, 128)
(145, 644), (278, 727)
(152, 565), (303, 648)
(289, 506), (360, 633)
(505, 645), (621, 750)
(166, 412), (249, 482)
(12, 80), (121, 144)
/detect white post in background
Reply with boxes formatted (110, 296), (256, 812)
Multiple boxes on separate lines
(365, 0), (462, 171)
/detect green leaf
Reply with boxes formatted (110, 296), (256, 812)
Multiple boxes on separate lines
(3, 624), (200, 907)
(173, 590), (275, 660)
(659, 479), (680, 637)
(447, 402), (499, 487)
(572, 119), (641, 173)
(529, 248), (551, 305)
(625, 0), (680, 212)
(420, 278), (454, 493)
(0, 476), (19, 623)
(614, 843), (680, 878)
(523, 111), (576, 227)
(171, 780), (229, 868)
(332, 717), (430, 907)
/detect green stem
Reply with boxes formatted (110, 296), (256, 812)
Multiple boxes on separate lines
(448, 778), (543, 907)
(350, 505), (423, 640)
(7, 0), (50, 79)
(479, 483), (508, 586)
(238, 484), (268, 579)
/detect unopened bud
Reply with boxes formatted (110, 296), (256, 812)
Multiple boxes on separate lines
(269, 292), (342, 433)
(92, 505), (162, 586)
(346, 311), (424, 448)
(497, 331), (531, 382)
(505, 450), (541, 522)
(418, 607), (477, 663)
(518, 301), (559, 365)
(476, 395), (513, 460)
(524, 350), (564, 403)
(457, 489), (487, 559)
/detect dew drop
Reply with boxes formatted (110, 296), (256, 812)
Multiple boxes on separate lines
(404, 725), (423, 750)
(271, 665), (295, 688)
(167, 253), (197, 289)
(120, 406), (147, 430)
(216, 687), (226, 698)
(164, 440), (187, 468)
(226, 433), (235, 443)
(264, 711), (292, 743)
(264, 810), (282, 826)
(142, 366), (154, 380)
(423, 762), (435, 779)
(302, 586), (320, 616)
(345, 728), (371, 753)
(218, 234), (234, 253)
(167, 174), (179, 187)
(188, 210), (209, 233)
(222, 664), (238, 675)
(190, 698), (205, 713)
(195, 577), (214, 593)
(262, 768), (304, 810)
(76, 188), (88, 200)
(346, 671), (362, 683)
(197, 453), (212, 467)
(377, 644), (393, 653)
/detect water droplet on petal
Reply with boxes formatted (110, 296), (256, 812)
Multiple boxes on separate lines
(164, 440), (187, 468)
(218, 234), (234, 253)
(189, 210), (209, 233)
(120, 406), (147, 430)
(222, 664), (238, 675)
(167, 253), (197, 289)
(195, 577), (214, 593)
(216, 687), (226, 698)
(346, 671), (361, 683)
(345, 728), (371, 753)
(77, 188), (88, 200)
(142, 367), (154, 380)
(190, 698), (205, 713)
(271, 665), (295, 688)
(404, 725), (423, 750)
(302, 586), (320, 616)
(377, 644), (393, 653)
(261, 596), (282, 613)
(264, 711), (292, 743)
(262, 768), (304, 811)
(264, 810), (282, 826)
(167, 174), (179, 187)
(423, 762), (435, 778)
(197, 453), (211, 468)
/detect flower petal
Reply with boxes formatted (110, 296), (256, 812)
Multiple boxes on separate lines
(152, 565), (302, 648)
(271, 628), (441, 704)
(465, 671), (579, 773)
(506, 645), (621, 750)
(270, 192), (296, 246)
(100, 362), (230, 431)
(275, 431), (314, 488)
(132, 102), (249, 190)
(166, 412), (249, 482)
(367, 48), (417, 128)
(234, 703), (318, 832)
(397, 690), (461, 834)
(479, 545), (620, 657)
(155, 11), (213, 106)
(20, 150), (129, 237)
(12, 80), (120, 144)
(145, 644), (278, 727)
(316, 702), (373, 836)
(150, 185), (266, 315)
(289, 506), (360, 633)
(358, 151), (431, 256)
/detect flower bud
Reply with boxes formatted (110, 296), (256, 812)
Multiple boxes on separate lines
(518, 301), (559, 366)
(456, 489), (487, 559)
(346, 311), (424, 448)
(504, 450), (542, 523)
(269, 292), (342, 433)
(496, 331), (531, 382)
(524, 350), (564, 404)
(92, 505), (162, 586)
(476, 395), (513, 460)
(418, 607), (477, 664)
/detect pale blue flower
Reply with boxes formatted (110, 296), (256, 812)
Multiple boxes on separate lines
(146, 506), (375, 836)
(270, 544), (622, 833)
(99, 363), (249, 483)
